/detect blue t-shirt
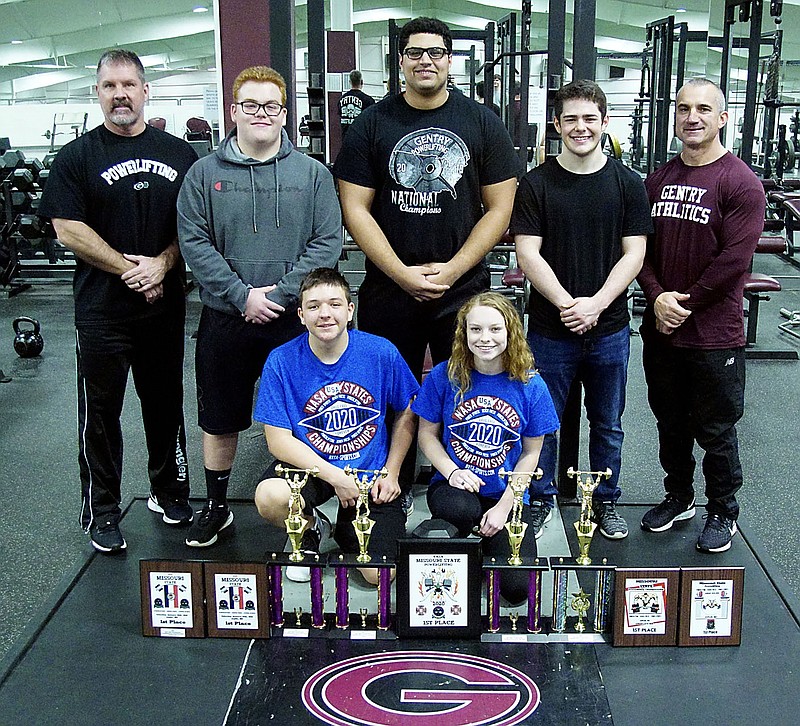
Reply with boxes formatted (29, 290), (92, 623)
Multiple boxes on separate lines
(255, 329), (419, 471)
(412, 362), (559, 501)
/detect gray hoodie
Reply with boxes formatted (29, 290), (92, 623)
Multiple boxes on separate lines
(177, 127), (342, 315)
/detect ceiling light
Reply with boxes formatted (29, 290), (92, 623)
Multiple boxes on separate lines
(676, 6), (687, 11)
(11, 40), (23, 45)
(192, 5), (209, 12)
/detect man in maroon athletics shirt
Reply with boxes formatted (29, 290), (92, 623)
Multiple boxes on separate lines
(637, 77), (765, 553)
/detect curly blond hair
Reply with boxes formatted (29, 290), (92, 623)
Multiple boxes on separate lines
(447, 292), (534, 402)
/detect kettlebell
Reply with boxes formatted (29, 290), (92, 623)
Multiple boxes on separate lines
(13, 316), (44, 358)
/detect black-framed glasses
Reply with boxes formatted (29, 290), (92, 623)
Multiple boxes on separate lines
(402, 46), (449, 61)
(237, 101), (285, 116)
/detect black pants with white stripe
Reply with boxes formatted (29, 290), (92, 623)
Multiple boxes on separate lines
(75, 305), (189, 530)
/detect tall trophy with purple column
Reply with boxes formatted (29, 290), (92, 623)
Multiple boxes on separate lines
(344, 465), (388, 563)
(276, 464), (319, 563)
(499, 468), (542, 565)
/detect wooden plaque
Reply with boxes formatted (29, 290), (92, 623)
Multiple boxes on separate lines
(678, 567), (744, 646)
(613, 568), (680, 646)
(396, 538), (482, 639)
(140, 560), (205, 638)
(204, 562), (271, 638)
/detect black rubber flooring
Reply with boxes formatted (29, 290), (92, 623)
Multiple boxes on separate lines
(0, 499), (797, 726)
(1, 252), (799, 723)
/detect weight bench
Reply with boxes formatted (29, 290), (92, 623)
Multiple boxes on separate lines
(744, 235), (798, 359)
(781, 198), (800, 266)
(779, 308), (800, 341)
(491, 231), (529, 319)
(501, 266), (527, 319)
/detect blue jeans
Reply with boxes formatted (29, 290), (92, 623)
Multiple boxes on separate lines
(528, 327), (630, 503)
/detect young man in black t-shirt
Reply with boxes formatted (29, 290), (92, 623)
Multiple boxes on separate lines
(38, 50), (197, 553)
(334, 17), (519, 501)
(337, 70), (375, 137)
(511, 80), (652, 541)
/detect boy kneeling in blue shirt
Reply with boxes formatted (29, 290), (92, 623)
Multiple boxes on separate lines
(254, 268), (418, 584)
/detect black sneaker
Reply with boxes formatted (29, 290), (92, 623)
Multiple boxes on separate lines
(286, 510), (332, 583)
(529, 500), (553, 539)
(696, 513), (737, 553)
(89, 516), (127, 553)
(185, 501), (233, 547)
(641, 495), (696, 532)
(148, 493), (193, 526)
(401, 491), (415, 517)
(592, 501), (629, 539)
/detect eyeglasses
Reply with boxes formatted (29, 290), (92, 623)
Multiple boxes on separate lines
(402, 46), (449, 61)
(236, 101), (285, 116)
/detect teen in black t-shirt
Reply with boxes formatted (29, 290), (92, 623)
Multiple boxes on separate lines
(511, 80), (652, 542)
(334, 17), (520, 500)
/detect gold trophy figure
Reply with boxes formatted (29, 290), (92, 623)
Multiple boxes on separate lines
(567, 467), (612, 565)
(344, 465), (388, 563)
(276, 464), (319, 563)
(571, 588), (592, 633)
(500, 468), (543, 565)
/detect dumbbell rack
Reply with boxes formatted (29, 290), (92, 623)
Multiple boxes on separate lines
(0, 149), (74, 296)
(0, 180), (30, 298)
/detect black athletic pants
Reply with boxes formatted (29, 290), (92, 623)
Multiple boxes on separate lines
(75, 305), (189, 529)
(641, 324), (745, 519)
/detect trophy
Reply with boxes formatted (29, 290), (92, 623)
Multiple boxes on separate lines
(344, 465), (388, 563)
(499, 468), (542, 565)
(276, 464), (319, 563)
(567, 467), (611, 566)
(571, 588), (592, 633)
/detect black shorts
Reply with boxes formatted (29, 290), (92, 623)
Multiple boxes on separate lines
(195, 306), (304, 435)
(263, 460), (406, 560)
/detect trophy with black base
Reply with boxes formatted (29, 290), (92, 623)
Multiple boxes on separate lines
(483, 468), (550, 641)
(548, 467), (615, 641)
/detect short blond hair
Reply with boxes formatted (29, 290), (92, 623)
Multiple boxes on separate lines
(232, 66), (287, 105)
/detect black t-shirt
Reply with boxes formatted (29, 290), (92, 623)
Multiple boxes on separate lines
(338, 88), (375, 131)
(510, 157), (653, 338)
(334, 91), (520, 290)
(38, 124), (197, 325)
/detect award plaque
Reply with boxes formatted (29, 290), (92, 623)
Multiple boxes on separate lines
(140, 560), (205, 638)
(204, 562), (271, 639)
(678, 567), (744, 647)
(396, 538), (482, 639)
(613, 568), (680, 646)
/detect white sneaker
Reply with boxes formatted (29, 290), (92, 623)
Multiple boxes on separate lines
(285, 510), (331, 583)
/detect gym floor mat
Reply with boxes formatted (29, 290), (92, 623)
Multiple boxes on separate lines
(0, 499), (798, 725)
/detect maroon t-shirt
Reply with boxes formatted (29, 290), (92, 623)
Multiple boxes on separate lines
(639, 152), (765, 348)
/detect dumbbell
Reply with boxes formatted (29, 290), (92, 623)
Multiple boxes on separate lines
(42, 153), (58, 169)
(23, 158), (44, 179)
(15, 213), (46, 240)
(0, 156), (18, 183)
(8, 190), (35, 210)
(11, 168), (35, 193)
(0, 149), (26, 169)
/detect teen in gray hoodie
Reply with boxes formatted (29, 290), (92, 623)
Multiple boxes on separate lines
(177, 66), (342, 547)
